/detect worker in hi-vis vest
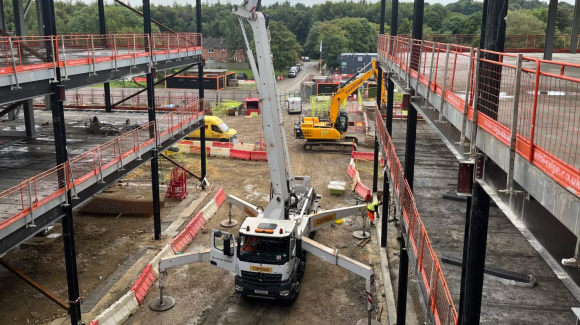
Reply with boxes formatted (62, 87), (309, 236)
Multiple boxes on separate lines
(367, 200), (381, 225)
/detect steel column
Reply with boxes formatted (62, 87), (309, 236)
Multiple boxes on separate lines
(457, 166), (473, 323)
(386, 0), (398, 136)
(373, 135), (379, 193)
(0, 0), (5, 30)
(459, 179), (490, 325)
(381, 169), (389, 248)
(404, 103), (417, 192)
(197, 0), (206, 187)
(396, 232), (409, 325)
(572, 0), (580, 53)
(98, 0), (112, 112)
(544, 0), (558, 60)
(143, 0), (161, 240)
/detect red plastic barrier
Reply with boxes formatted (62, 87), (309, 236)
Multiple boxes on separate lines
(347, 164), (358, 180)
(230, 149), (251, 160)
(169, 228), (193, 254)
(185, 211), (206, 238)
(131, 264), (156, 305)
(213, 188), (227, 207)
(212, 142), (234, 149)
(250, 151), (268, 161)
(88, 321), (99, 325)
(352, 151), (384, 165)
(179, 140), (195, 146)
(188, 145), (211, 156)
(355, 182), (372, 201)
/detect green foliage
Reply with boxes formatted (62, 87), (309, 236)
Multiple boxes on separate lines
(318, 23), (348, 68)
(506, 10), (545, 35)
(442, 13), (468, 34)
(268, 21), (303, 71)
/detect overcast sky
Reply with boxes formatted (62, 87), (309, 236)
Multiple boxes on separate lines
(142, 0), (576, 5)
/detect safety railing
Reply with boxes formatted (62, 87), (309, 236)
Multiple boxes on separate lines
(0, 101), (203, 233)
(0, 32), (202, 78)
(32, 89), (199, 111)
(375, 109), (458, 325)
(378, 34), (580, 197)
(398, 34), (578, 53)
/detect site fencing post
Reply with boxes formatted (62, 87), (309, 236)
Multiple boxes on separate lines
(459, 47), (474, 147)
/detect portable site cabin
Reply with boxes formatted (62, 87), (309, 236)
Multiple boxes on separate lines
(246, 98), (260, 115)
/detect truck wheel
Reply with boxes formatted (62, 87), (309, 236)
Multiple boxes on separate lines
(290, 281), (301, 301)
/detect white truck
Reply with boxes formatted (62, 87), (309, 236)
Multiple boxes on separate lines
(153, 0), (376, 316)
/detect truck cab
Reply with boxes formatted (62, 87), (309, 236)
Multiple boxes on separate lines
(187, 116), (237, 142)
(211, 218), (305, 300)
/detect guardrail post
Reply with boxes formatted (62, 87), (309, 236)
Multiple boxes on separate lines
(112, 34), (118, 71)
(60, 36), (69, 80)
(176, 36), (181, 61)
(116, 139), (125, 171)
(424, 42), (436, 110)
(406, 41), (413, 89)
(96, 146), (105, 183)
(133, 34), (137, 67)
(436, 45), (451, 123)
(458, 47), (474, 147)
(8, 37), (21, 89)
(90, 35), (97, 75)
(135, 129), (142, 160)
(67, 160), (79, 199)
(27, 179), (35, 227)
(499, 54), (523, 196)
(468, 49), (483, 156)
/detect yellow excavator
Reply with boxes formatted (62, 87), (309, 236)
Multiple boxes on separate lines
(294, 59), (385, 152)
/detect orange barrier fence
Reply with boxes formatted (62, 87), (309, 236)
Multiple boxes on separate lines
(378, 35), (580, 197)
(375, 109), (458, 325)
(0, 32), (202, 77)
(0, 101), (203, 233)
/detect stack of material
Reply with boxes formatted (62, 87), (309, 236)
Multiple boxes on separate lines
(328, 181), (347, 195)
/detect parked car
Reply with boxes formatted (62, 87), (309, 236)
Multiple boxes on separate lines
(287, 97), (302, 114)
(304, 57), (310, 62)
(237, 72), (248, 80)
(288, 66), (299, 78)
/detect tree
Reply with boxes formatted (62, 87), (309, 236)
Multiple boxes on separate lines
(318, 23), (348, 68)
(398, 18), (412, 34)
(442, 12), (468, 34)
(333, 18), (378, 53)
(506, 10), (545, 35)
(424, 10), (442, 32)
(268, 21), (302, 71)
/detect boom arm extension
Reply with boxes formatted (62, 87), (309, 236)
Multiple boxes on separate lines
(297, 204), (366, 235)
(301, 237), (375, 311)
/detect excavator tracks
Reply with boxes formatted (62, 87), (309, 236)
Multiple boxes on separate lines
(302, 140), (357, 153)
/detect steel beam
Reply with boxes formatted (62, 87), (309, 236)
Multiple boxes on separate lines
(23, 0), (32, 18)
(396, 232), (409, 324)
(572, 0), (580, 53)
(0, 258), (69, 310)
(544, 0), (558, 60)
(457, 164), (473, 323)
(386, 0), (397, 136)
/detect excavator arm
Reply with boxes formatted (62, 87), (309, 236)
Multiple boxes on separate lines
(329, 59), (382, 126)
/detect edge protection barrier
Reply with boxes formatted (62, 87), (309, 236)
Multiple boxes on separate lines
(130, 264), (156, 306)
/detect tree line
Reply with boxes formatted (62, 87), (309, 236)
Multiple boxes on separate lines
(1, 0), (576, 69)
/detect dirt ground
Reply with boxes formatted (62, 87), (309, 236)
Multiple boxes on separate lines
(126, 98), (382, 324)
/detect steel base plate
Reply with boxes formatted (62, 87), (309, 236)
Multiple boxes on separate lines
(220, 219), (238, 228)
(149, 296), (175, 312)
(353, 230), (371, 239)
(356, 319), (381, 325)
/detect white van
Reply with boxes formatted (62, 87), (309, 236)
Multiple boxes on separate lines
(287, 97), (302, 114)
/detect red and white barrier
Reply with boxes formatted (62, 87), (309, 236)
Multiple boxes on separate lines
(94, 290), (139, 325)
(202, 200), (219, 221)
(230, 149), (251, 160)
(213, 188), (227, 207)
(131, 264), (156, 305)
(355, 182), (372, 201)
(352, 151), (384, 165)
(250, 151), (268, 161)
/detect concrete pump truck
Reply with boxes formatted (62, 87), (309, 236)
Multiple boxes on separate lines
(152, 0), (376, 317)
